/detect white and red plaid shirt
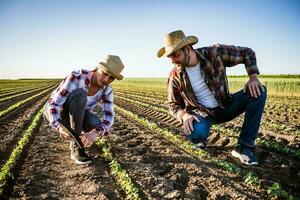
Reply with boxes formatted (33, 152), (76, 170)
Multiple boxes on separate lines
(45, 69), (114, 133)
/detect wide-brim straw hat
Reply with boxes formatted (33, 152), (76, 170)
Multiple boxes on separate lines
(157, 30), (198, 58)
(97, 55), (124, 80)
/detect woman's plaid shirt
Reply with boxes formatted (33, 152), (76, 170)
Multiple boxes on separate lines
(167, 44), (260, 122)
(45, 69), (114, 133)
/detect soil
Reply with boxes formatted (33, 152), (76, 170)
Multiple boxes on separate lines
(107, 112), (265, 199)
(8, 119), (123, 200)
(1, 84), (299, 199)
(114, 98), (300, 197)
(0, 94), (50, 168)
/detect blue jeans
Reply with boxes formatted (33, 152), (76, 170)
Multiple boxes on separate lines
(186, 87), (267, 148)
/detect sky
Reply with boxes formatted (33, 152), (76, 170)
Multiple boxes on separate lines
(0, 0), (299, 79)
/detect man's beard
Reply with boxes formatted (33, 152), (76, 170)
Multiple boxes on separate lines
(182, 50), (190, 67)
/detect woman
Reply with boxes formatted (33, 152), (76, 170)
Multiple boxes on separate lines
(44, 55), (124, 164)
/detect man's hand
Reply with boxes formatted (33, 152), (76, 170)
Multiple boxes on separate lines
(80, 130), (99, 147)
(244, 74), (265, 98)
(182, 113), (200, 136)
(57, 126), (71, 140)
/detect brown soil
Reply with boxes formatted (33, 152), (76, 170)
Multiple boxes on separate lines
(0, 85), (55, 111)
(114, 98), (300, 197)
(1, 86), (299, 199)
(107, 112), (265, 199)
(8, 119), (123, 199)
(0, 94), (50, 168)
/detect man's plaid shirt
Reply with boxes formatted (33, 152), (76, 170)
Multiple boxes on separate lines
(45, 69), (114, 133)
(167, 44), (260, 122)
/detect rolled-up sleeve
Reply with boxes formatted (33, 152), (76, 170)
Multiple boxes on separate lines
(97, 86), (115, 134)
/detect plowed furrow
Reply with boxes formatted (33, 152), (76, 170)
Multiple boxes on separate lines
(107, 112), (264, 199)
(10, 120), (123, 199)
(115, 98), (300, 195)
(0, 94), (49, 168)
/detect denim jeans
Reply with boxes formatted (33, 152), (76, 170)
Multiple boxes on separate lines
(186, 87), (267, 148)
(44, 89), (101, 136)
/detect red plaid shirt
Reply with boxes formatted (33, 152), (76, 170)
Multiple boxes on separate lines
(45, 69), (114, 133)
(167, 44), (260, 122)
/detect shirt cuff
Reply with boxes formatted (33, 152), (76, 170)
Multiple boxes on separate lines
(246, 65), (260, 76)
(96, 124), (108, 135)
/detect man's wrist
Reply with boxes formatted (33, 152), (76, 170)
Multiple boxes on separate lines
(249, 73), (258, 79)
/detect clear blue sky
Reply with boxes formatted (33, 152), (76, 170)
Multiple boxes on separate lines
(0, 0), (299, 79)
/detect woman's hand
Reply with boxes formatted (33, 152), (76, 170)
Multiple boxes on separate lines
(57, 126), (71, 140)
(80, 130), (99, 147)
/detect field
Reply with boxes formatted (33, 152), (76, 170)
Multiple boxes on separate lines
(0, 77), (299, 199)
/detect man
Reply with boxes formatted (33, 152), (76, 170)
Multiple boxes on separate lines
(157, 30), (267, 165)
(44, 55), (124, 164)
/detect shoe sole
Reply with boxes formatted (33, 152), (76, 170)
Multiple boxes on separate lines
(70, 154), (92, 165)
(231, 150), (258, 166)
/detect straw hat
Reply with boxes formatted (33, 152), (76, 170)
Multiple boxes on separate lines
(97, 55), (124, 80)
(157, 30), (198, 58)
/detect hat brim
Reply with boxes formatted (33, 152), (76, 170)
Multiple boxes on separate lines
(157, 36), (198, 58)
(99, 63), (123, 80)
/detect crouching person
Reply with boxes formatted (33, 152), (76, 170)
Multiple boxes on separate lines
(44, 55), (124, 164)
(158, 30), (267, 165)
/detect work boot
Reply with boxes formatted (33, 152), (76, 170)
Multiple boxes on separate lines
(70, 141), (92, 165)
(231, 144), (258, 165)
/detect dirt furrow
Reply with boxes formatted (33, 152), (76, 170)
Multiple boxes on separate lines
(0, 84), (56, 111)
(115, 98), (300, 196)
(115, 96), (299, 149)
(9, 119), (123, 199)
(107, 111), (265, 199)
(116, 91), (300, 138)
(0, 94), (50, 168)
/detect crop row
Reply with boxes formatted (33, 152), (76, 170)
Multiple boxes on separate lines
(0, 83), (50, 99)
(114, 84), (300, 106)
(114, 96), (300, 159)
(114, 91), (292, 134)
(0, 80), (56, 91)
(0, 84), (54, 103)
(114, 88), (299, 124)
(113, 77), (300, 97)
(114, 91), (165, 106)
(97, 139), (141, 200)
(114, 105), (295, 199)
(0, 109), (44, 197)
(0, 84), (57, 118)
(115, 90), (299, 133)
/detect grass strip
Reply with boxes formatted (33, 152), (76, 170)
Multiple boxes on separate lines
(97, 138), (141, 200)
(115, 105), (295, 199)
(0, 108), (44, 197)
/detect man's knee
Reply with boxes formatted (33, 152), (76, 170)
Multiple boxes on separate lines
(257, 86), (267, 102)
(188, 118), (211, 143)
(245, 85), (267, 102)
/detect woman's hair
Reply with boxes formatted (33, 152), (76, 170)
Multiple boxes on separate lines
(92, 67), (97, 72)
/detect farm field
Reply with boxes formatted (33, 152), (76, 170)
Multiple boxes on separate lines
(0, 77), (299, 199)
